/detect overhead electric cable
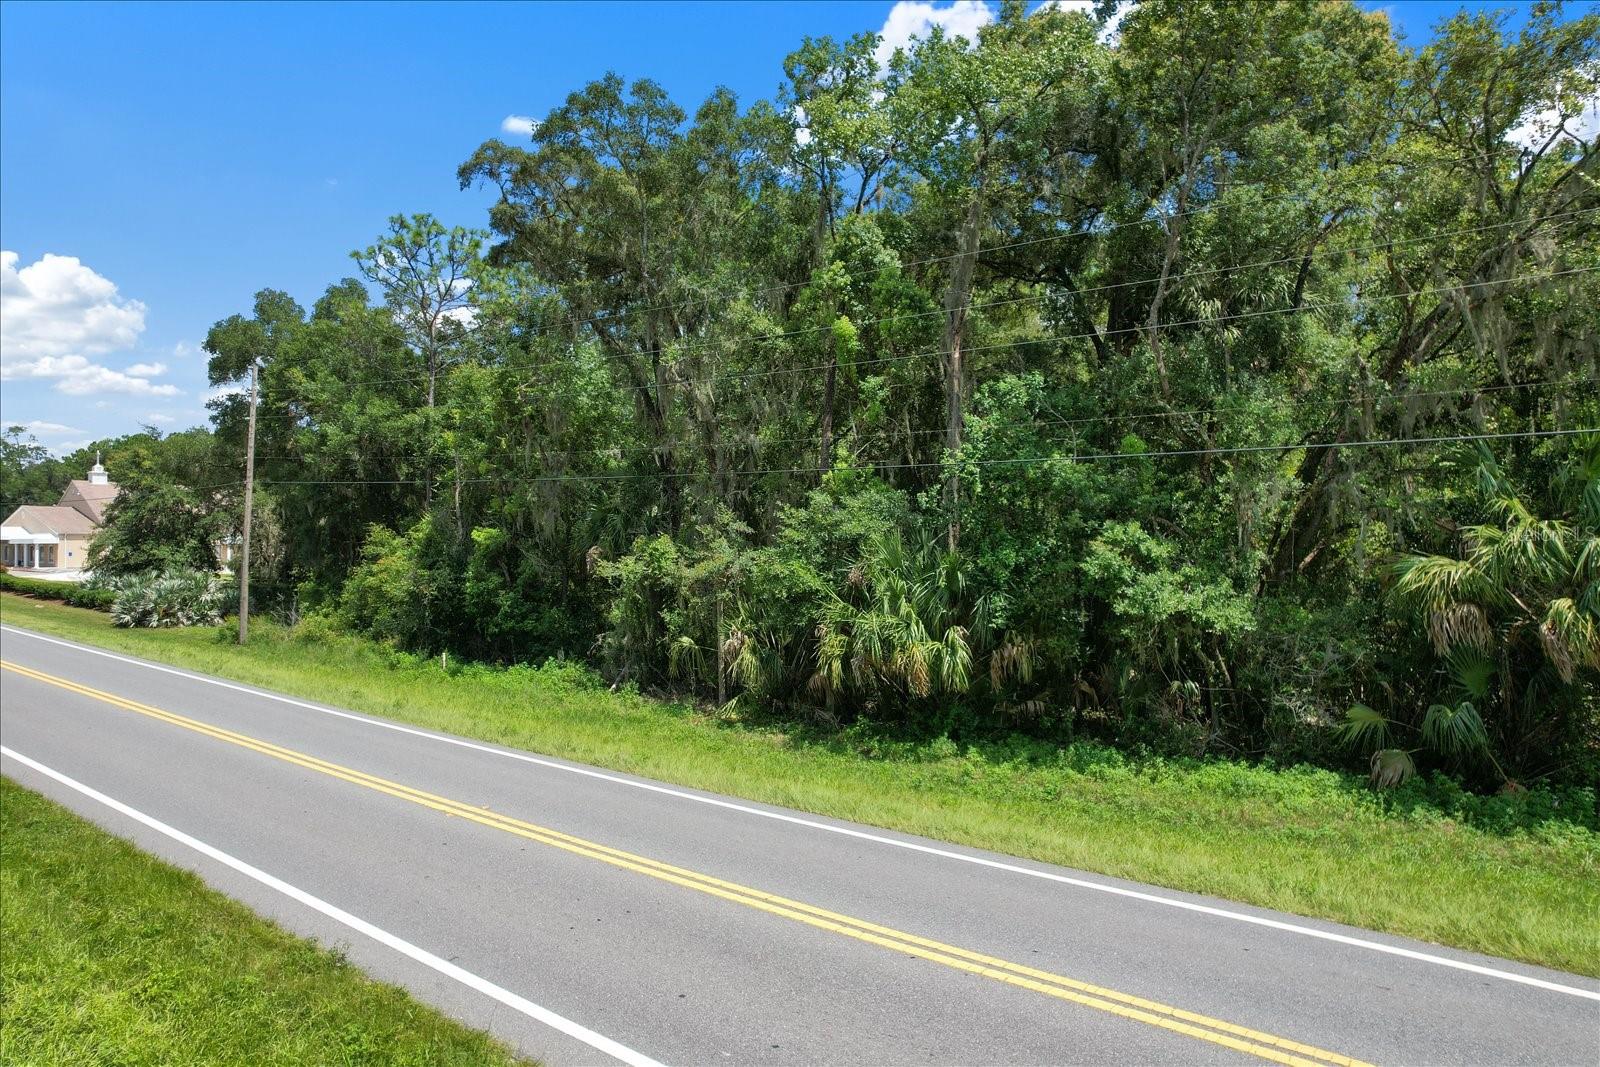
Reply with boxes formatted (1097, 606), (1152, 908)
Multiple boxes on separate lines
(241, 375), (1598, 468)
(180, 425), (1598, 493)
(237, 215), (1598, 406)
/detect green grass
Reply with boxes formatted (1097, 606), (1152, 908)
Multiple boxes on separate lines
(0, 776), (524, 1066)
(3, 592), (1597, 977)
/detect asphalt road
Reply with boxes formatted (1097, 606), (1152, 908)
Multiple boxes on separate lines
(2, 622), (1596, 1066)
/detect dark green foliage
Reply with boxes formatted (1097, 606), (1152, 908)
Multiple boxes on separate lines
(0, 571), (116, 610)
(89, 482), (228, 578)
(1339, 445), (1600, 785)
(3, 425), (233, 509)
(335, 519), (456, 650)
(1, 426), (64, 504)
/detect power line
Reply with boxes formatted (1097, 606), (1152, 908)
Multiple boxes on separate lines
(652, 266), (1600, 395)
(241, 264), (1599, 411)
(242, 207), (1597, 401)
(181, 426), (1598, 492)
(240, 375), (1598, 468)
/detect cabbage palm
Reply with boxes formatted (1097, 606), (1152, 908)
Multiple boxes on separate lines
(1342, 443), (1600, 784)
(803, 533), (1033, 720)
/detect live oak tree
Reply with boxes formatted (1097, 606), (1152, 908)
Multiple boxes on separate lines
(779, 31), (898, 242)
(88, 478), (226, 578)
(888, 0), (1099, 547)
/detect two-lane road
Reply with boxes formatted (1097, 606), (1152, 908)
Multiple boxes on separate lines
(2, 622), (1596, 1065)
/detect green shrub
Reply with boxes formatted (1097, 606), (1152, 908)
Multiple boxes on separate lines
(0, 571), (117, 610)
(109, 568), (230, 628)
(87, 482), (226, 578)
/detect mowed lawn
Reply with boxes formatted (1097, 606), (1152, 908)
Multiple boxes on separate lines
(2, 592), (1597, 977)
(0, 777), (523, 1066)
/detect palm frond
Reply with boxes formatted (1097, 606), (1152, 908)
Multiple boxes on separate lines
(1392, 554), (1497, 615)
(667, 634), (705, 680)
(1421, 701), (1487, 757)
(1426, 602), (1495, 656)
(1337, 704), (1390, 751)
(1444, 647), (1496, 700)
(937, 625), (972, 692)
(989, 635), (1036, 689)
(1369, 748), (1416, 789)
(1539, 597), (1599, 682)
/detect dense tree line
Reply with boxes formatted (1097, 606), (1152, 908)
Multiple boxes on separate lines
(8, 1), (1597, 789)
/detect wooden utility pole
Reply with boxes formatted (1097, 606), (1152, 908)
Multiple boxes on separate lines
(238, 360), (258, 644)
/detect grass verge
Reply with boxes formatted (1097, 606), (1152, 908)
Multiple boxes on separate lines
(2, 592), (1596, 977)
(0, 776), (523, 1066)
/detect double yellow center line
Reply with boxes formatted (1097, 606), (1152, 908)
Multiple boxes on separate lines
(2, 659), (1372, 1067)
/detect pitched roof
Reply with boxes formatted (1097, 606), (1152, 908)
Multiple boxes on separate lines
(1, 504), (99, 537)
(58, 479), (119, 523)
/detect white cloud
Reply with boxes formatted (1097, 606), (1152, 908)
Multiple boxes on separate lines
(0, 250), (176, 397)
(18, 419), (82, 435)
(501, 114), (539, 137)
(51, 438), (93, 456)
(144, 413), (176, 425)
(1037, 0), (1131, 44)
(792, 104), (813, 147)
(874, 1), (994, 70)
(441, 305), (478, 328)
(204, 383), (245, 404)
(1507, 88), (1600, 151)
(1, 251), (146, 359)
(3, 354), (181, 396)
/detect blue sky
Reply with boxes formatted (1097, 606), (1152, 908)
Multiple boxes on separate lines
(0, 0), (1557, 454)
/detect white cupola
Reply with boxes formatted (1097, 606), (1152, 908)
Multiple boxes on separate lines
(88, 451), (109, 486)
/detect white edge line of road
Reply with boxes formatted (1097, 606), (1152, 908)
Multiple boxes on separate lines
(0, 744), (665, 1067)
(5, 623), (1599, 1003)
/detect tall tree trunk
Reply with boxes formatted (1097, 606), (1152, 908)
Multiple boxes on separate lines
(1145, 175), (1188, 407)
(453, 449), (463, 540)
(639, 212), (681, 537)
(715, 591), (726, 708)
(591, 315), (678, 532)
(942, 162), (987, 552)
(650, 351), (680, 535)
(819, 312), (838, 477)
(819, 358), (837, 476)
(237, 360), (258, 645)
(423, 323), (437, 511)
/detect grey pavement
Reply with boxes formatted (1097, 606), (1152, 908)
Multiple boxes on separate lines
(1, 622), (1596, 1066)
